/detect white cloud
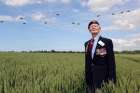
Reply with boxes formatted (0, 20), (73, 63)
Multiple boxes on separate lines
(81, 0), (129, 12)
(0, 15), (13, 21)
(1, 0), (71, 6)
(0, 13), (56, 24)
(31, 12), (46, 21)
(102, 26), (120, 31)
(0, 15), (25, 22)
(111, 8), (140, 30)
(82, 0), (128, 11)
(3, 0), (31, 6)
(114, 20), (135, 29)
(103, 8), (140, 31)
(31, 12), (57, 24)
(112, 34), (140, 51)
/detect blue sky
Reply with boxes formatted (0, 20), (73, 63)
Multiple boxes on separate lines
(0, 0), (140, 51)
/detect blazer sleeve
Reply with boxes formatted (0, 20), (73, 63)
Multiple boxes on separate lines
(106, 39), (116, 83)
(84, 42), (92, 85)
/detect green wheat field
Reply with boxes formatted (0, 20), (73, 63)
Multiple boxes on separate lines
(0, 52), (140, 93)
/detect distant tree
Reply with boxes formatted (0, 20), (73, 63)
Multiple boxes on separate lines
(51, 50), (56, 53)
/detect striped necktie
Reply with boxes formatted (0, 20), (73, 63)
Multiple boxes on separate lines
(87, 39), (94, 56)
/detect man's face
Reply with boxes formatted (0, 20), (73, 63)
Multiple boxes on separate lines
(89, 23), (101, 35)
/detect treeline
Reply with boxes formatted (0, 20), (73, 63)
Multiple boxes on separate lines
(1, 50), (84, 53)
(115, 50), (140, 54)
(23, 50), (84, 53)
(1, 50), (140, 54)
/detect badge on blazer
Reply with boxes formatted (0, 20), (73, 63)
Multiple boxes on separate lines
(96, 48), (107, 56)
(98, 40), (105, 47)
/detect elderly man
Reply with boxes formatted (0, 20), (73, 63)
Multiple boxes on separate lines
(85, 20), (116, 93)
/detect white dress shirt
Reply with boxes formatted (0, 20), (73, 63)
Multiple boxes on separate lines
(91, 32), (101, 59)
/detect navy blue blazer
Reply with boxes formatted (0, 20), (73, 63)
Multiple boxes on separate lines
(84, 36), (116, 87)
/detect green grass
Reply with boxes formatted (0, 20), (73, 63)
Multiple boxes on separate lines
(0, 52), (140, 93)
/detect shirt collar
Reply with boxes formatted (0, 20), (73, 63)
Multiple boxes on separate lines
(92, 32), (101, 41)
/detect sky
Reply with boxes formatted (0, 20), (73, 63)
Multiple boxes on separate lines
(0, 0), (140, 51)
